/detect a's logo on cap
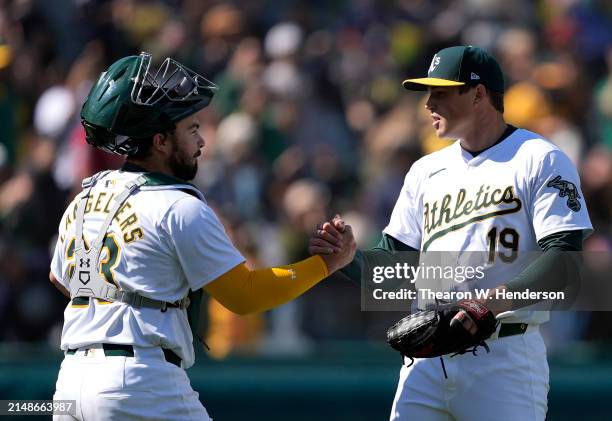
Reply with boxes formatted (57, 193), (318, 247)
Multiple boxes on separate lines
(471, 72), (480, 80)
(428, 55), (441, 74)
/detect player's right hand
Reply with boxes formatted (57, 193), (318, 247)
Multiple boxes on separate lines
(318, 224), (356, 274)
(308, 215), (345, 255)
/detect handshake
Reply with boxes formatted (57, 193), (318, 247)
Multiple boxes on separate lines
(308, 215), (357, 275)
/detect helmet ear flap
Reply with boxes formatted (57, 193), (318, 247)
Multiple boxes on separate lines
(82, 120), (138, 155)
(111, 102), (175, 138)
(111, 102), (151, 135)
(82, 120), (113, 149)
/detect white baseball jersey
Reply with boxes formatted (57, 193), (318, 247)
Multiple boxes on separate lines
(384, 128), (592, 323)
(51, 169), (245, 368)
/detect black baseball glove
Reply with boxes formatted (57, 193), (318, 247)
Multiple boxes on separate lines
(386, 300), (498, 364)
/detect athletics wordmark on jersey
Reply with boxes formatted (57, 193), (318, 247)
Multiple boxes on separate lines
(422, 184), (521, 251)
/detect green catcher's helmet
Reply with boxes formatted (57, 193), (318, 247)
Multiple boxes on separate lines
(81, 52), (217, 155)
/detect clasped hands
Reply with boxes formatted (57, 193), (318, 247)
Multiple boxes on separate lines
(308, 214), (356, 275)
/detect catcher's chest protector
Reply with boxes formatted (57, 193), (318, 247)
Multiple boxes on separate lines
(68, 171), (147, 302)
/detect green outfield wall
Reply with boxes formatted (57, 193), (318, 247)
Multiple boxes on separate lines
(0, 342), (610, 420)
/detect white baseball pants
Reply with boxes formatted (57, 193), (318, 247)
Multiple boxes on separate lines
(389, 327), (549, 421)
(53, 344), (212, 421)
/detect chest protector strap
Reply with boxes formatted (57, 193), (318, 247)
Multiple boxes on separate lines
(69, 172), (189, 310)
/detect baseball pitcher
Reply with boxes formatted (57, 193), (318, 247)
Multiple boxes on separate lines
(312, 46), (592, 421)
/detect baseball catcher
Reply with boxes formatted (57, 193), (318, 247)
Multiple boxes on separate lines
(49, 52), (356, 421)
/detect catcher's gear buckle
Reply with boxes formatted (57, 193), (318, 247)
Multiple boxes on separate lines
(161, 295), (190, 312)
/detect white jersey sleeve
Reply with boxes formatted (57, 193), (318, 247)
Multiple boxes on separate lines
(383, 161), (425, 249)
(530, 148), (593, 241)
(50, 235), (63, 284)
(50, 199), (77, 288)
(160, 196), (245, 291)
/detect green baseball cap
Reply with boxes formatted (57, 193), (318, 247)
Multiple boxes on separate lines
(402, 46), (504, 92)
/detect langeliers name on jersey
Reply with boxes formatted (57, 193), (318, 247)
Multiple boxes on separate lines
(423, 184), (522, 236)
(61, 189), (144, 244)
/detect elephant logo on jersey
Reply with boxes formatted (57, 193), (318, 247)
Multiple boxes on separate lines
(547, 175), (581, 212)
(429, 55), (441, 74)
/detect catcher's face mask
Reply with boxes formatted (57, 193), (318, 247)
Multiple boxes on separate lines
(132, 52), (216, 108)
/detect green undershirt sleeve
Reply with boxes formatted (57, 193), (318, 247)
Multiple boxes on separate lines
(505, 230), (583, 307)
(336, 233), (420, 285)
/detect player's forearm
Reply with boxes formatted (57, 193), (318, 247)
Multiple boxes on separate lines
(336, 250), (364, 283)
(204, 256), (328, 315)
(338, 234), (419, 285)
(502, 230), (583, 309)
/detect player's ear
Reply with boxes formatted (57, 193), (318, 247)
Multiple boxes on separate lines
(152, 132), (171, 156)
(473, 84), (487, 105)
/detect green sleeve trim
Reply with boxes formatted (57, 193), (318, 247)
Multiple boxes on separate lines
(337, 233), (419, 285)
(537, 230), (583, 251)
(506, 230), (583, 306)
(376, 233), (420, 252)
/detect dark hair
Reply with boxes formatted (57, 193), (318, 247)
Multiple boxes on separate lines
(488, 90), (504, 113)
(458, 84), (504, 113)
(126, 127), (176, 160)
(126, 137), (154, 160)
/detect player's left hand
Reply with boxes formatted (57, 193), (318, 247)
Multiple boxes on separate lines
(451, 286), (513, 334)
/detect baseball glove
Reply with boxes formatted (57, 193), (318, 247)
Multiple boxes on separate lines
(386, 300), (498, 364)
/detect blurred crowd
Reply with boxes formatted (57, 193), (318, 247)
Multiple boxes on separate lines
(0, 0), (611, 357)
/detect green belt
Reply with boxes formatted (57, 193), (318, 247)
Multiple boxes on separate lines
(498, 323), (529, 338)
(66, 344), (181, 367)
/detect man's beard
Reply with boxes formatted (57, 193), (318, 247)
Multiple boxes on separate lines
(169, 146), (198, 181)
